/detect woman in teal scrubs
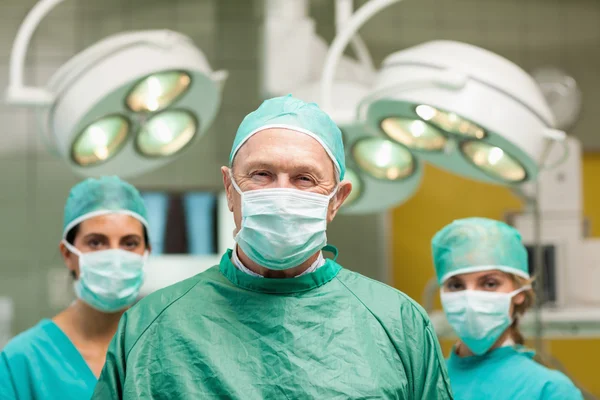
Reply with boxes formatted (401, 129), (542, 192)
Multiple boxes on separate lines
(0, 176), (150, 399)
(432, 218), (583, 400)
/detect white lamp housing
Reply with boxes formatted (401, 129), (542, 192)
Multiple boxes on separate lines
(362, 40), (566, 185)
(6, 0), (226, 178)
(42, 30), (225, 177)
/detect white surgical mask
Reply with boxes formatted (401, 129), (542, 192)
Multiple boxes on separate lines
(63, 241), (147, 313)
(441, 286), (530, 355)
(231, 175), (337, 270)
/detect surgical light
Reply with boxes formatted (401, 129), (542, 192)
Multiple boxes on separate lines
(339, 122), (423, 215)
(126, 71), (192, 113)
(320, 0), (567, 190)
(136, 110), (198, 157)
(461, 141), (527, 183)
(6, 0), (226, 178)
(352, 138), (415, 180)
(361, 40), (565, 185)
(380, 117), (447, 151)
(415, 105), (486, 139)
(72, 115), (129, 166)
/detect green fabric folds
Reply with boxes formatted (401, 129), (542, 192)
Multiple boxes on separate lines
(93, 251), (453, 399)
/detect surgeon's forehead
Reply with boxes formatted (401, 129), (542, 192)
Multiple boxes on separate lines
(233, 128), (336, 176)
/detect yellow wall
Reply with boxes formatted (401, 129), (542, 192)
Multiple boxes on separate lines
(391, 153), (600, 396)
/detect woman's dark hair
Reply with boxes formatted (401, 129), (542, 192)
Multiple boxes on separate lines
(65, 223), (149, 278)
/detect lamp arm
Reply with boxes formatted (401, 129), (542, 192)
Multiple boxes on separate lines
(335, 0), (376, 75)
(6, 0), (67, 106)
(321, 0), (403, 112)
(6, 0), (192, 106)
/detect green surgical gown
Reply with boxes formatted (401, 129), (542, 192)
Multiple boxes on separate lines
(447, 345), (583, 399)
(0, 319), (97, 400)
(93, 250), (453, 399)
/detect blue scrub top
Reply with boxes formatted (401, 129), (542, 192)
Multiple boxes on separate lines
(0, 319), (97, 400)
(447, 345), (583, 400)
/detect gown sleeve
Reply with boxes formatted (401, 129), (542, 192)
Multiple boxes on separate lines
(540, 375), (584, 400)
(413, 322), (454, 399)
(0, 352), (18, 400)
(92, 313), (129, 400)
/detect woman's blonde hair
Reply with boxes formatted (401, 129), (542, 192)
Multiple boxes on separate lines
(508, 275), (535, 345)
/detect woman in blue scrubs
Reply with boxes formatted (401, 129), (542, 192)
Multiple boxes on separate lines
(0, 176), (150, 399)
(432, 217), (583, 400)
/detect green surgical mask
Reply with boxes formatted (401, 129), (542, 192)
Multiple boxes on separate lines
(64, 241), (147, 312)
(441, 286), (530, 355)
(231, 176), (336, 271)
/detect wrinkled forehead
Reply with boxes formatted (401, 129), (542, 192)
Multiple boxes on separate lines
(230, 125), (341, 177)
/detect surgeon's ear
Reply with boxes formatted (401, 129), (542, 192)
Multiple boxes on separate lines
(513, 291), (526, 306)
(327, 180), (352, 222)
(59, 241), (79, 279)
(221, 166), (234, 212)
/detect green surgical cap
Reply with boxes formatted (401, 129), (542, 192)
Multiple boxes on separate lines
(229, 94), (346, 180)
(431, 217), (529, 284)
(63, 176), (148, 238)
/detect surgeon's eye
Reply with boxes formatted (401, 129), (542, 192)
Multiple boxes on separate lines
(445, 279), (465, 292)
(295, 175), (316, 187)
(86, 237), (107, 250)
(250, 171), (272, 183)
(482, 279), (499, 290)
(121, 237), (141, 250)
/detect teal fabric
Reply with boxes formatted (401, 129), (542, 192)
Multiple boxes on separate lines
(432, 217), (529, 284)
(229, 95), (346, 180)
(92, 250), (452, 399)
(0, 319), (97, 400)
(447, 346), (583, 400)
(63, 176), (148, 236)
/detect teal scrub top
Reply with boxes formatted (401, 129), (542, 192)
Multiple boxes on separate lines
(93, 250), (453, 399)
(447, 345), (583, 400)
(0, 319), (97, 400)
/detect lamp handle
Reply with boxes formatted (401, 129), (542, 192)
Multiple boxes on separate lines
(539, 128), (569, 170)
(320, 0), (403, 113)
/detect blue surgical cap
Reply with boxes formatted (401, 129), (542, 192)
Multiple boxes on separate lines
(431, 217), (529, 284)
(229, 95), (346, 180)
(63, 176), (148, 238)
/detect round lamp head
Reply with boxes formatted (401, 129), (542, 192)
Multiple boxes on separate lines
(45, 30), (224, 178)
(293, 81), (422, 214)
(341, 123), (423, 214)
(362, 40), (563, 185)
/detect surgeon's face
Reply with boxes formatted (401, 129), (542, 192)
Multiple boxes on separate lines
(442, 270), (526, 312)
(59, 214), (147, 279)
(221, 128), (352, 234)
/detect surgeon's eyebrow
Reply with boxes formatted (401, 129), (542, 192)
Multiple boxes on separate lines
(82, 233), (109, 241)
(242, 160), (326, 177)
(242, 160), (275, 172)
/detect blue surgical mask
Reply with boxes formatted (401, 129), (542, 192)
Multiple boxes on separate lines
(231, 175), (337, 270)
(63, 241), (147, 313)
(441, 286), (530, 355)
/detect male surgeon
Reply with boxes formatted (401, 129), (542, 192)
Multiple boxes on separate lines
(93, 95), (453, 399)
